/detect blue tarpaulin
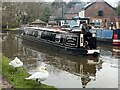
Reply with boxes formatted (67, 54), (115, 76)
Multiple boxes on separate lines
(89, 29), (113, 39)
(68, 20), (78, 28)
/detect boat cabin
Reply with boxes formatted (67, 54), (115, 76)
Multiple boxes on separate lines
(24, 24), (97, 50)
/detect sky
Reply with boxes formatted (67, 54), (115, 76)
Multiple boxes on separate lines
(87, 0), (119, 7)
(3, 0), (119, 7)
(43, 0), (119, 7)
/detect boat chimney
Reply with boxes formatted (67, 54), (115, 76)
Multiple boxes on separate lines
(116, 21), (120, 29)
(115, 17), (120, 29)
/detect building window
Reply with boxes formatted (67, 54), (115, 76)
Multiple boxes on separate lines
(98, 10), (103, 16)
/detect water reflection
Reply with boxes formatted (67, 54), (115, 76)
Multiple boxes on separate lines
(112, 46), (120, 58)
(2, 31), (21, 58)
(2, 31), (118, 88)
(20, 43), (103, 88)
(98, 43), (120, 58)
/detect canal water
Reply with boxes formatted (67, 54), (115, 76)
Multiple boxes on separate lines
(1, 31), (119, 88)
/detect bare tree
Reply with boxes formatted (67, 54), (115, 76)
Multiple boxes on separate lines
(2, 2), (51, 28)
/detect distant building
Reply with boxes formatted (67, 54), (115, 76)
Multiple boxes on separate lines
(65, 12), (79, 19)
(79, 0), (119, 29)
(52, 0), (120, 29)
(65, 2), (86, 19)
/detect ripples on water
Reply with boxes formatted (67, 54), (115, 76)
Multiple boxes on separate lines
(2, 31), (119, 88)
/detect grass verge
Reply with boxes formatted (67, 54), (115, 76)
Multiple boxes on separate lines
(2, 55), (56, 89)
(2, 28), (17, 31)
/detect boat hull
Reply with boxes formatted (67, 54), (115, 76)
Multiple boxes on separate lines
(22, 35), (100, 56)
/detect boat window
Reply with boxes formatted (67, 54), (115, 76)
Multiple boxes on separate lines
(25, 30), (28, 34)
(38, 31), (42, 38)
(32, 31), (38, 37)
(41, 31), (56, 41)
(55, 34), (61, 43)
(28, 30), (33, 35)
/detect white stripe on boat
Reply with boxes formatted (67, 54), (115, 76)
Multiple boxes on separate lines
(87, 49), (100, 54)
(113, 49), (120, 52)
(113, 39), (120, 42)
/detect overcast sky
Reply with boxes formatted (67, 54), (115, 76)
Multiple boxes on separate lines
(2, 0), (119, 7)
(83, 0), (119, 7)
(43, 0), (119, 7)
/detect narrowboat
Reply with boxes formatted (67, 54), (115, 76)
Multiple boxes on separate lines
(21, 26), (100, 56)
(113, 29), (120, 46)
(90, 29), (120, 46)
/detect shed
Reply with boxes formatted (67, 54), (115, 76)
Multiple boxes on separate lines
(30, 19), (46, 27)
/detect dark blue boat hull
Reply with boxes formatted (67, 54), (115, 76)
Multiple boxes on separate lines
(90, 29), (113, 41)
(22, 35), (89, 56)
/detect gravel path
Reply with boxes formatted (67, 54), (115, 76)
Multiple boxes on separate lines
(0, 75), (13, 89)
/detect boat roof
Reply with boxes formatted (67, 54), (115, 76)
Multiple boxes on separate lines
(26, 26), (67, 34)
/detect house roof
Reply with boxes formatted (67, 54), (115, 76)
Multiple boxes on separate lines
(84, 1), (116, 10)
(65, 3), (86, 14)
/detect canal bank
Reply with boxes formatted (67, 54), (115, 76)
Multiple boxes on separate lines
(1, 55), (56, 89)
(0, 75), (13, 88)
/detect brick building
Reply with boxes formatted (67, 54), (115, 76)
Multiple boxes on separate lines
(82, 0), (119, 29)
